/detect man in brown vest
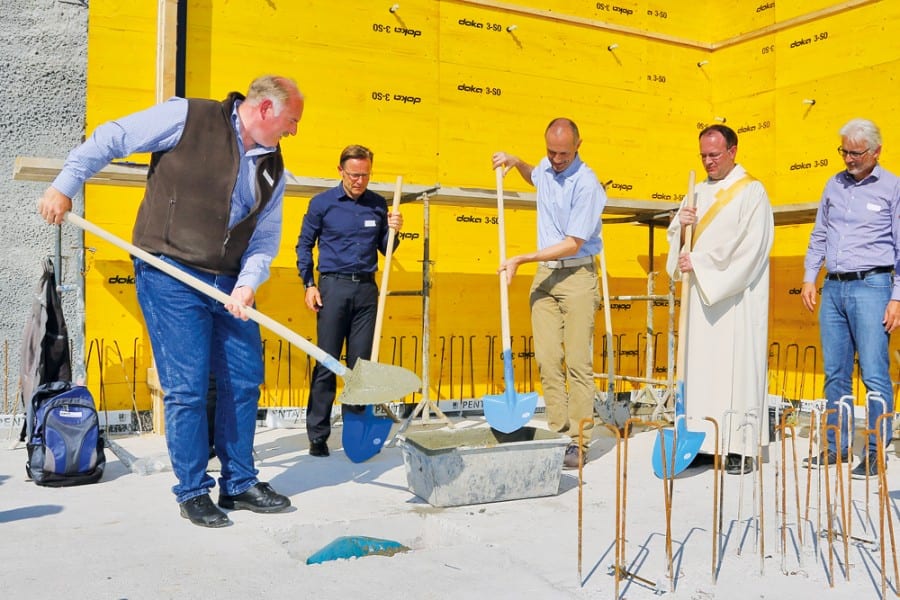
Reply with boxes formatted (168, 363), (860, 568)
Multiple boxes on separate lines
(37, 75), (304, 527)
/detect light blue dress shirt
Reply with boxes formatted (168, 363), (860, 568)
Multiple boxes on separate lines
(530, 154), (606, 256)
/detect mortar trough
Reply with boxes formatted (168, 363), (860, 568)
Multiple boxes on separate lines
(400, 426), (570, 507)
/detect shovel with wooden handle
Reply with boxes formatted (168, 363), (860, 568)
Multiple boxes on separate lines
(652, 170), (706, 478)
(342, 176), (404, 463)
(63, 212), (422, 407)
(482, 166), (538, 433)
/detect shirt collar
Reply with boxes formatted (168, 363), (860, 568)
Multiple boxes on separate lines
(544, 154), (583, 178)
(332, 182), (362, 202)
(231, 99), (276, 157)
(840, 162), (882, 185)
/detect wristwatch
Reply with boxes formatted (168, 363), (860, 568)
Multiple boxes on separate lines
(305, 281), (316, 289)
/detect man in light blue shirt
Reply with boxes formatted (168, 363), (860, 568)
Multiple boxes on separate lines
(37, 75), (304, 527)
(492, 118), (605, 469)
(801, 117), (900, 478)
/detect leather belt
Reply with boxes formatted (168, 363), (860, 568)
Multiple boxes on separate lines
(539, 256), (595, 269)
(321, 272), (375, 283)
(825, 266), (893, 281)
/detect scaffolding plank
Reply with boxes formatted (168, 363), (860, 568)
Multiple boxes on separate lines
(14, 155), (816, 224)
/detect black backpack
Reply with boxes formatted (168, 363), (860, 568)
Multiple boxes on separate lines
(26, 381), (106, 487)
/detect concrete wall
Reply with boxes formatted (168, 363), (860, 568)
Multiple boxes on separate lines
(0, 0), (87, 413)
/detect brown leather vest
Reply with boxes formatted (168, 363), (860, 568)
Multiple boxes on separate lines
(132, 92), (284, 275)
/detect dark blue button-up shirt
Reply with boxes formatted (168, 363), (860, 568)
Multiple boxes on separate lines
(296, 184), (395, 287)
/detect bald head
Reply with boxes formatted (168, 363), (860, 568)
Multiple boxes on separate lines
(544, 117), (581, 173)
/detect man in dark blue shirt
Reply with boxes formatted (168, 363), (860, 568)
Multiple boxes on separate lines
(296, 145), (403, 457)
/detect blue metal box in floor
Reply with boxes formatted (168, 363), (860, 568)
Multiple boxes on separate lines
(400, 426), (570, 507)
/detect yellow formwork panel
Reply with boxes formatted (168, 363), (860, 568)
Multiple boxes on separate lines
(773, 65), (900, 207)
(85, 3), (156, 131)
(708, 35), (777, 103)
(81, 0), (900, 413)
(774, 0), (874, 24)
(440, 2), (634, 87)
(772, 1), (900, 90)
(436, 65), (649, 192)
(491, 0), (714, 41)
(709, 92), (777, 191)
(641, 35), (708, 95)
(710, 1), (778, 41)
(183, 0), (441, 182)
(768, 221), (824, 404)
(639, 0), (713, 40)
(84, 258), (152, 413)
(81, 187), (151, 410)
(557, 0), (645, 28)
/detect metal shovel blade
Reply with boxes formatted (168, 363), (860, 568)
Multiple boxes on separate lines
(482, 350), (538, 434)
(652, 388), (705, 478)
(338, 358), (422, 406)
(483, 390), (539, 434)
(342, 406), (393, 463)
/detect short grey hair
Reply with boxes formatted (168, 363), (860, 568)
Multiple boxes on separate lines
(245, 75), (302, 115)
(839, 118), (882, 148)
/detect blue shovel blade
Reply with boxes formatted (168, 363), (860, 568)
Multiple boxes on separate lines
(651, 426), (706, 478)
(342, 406), (393, 464)
(483, 390), (538, 434)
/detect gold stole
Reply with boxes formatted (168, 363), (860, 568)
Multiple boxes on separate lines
(691, 174), (756, 249)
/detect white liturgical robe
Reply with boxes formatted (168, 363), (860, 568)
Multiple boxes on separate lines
(666, 165), (775, 456)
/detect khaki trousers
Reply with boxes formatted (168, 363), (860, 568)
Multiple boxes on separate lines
(529, 262), (600, 449)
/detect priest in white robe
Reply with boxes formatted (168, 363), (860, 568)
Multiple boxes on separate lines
(666, 124), (775, 474)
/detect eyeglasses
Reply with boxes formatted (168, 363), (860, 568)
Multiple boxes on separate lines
(837, 146), (871, 159)
(699, 146), (734, 161)
(342, 171), (370, 180)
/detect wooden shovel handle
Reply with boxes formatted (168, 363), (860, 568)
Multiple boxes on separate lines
(371, 176), (403, 361)
(599, 249), (615, 396)
(676, 170), (697, 377)
(372, 177), (404, 422)
(496, 166), (513, 354)
(64, 212), (348, 376)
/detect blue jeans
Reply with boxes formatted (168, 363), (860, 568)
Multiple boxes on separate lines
(820, 272), (894, 456)
(134, 256), (263, 503)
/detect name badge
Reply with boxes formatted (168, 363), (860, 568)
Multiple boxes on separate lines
(364, 220), (377, 227)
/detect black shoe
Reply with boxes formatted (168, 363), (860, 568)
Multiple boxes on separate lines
(724, 453), (754, 475)
(689, 453), (716, 468)
(218, 482), (291, 513)
(851, 453), (884, 479)
(804, 449), (850, 469)
(563, 444), (586, 470)
(309, 438), (329, 457)
(180, 494), (232, 528)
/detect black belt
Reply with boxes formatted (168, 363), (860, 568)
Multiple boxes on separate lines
(826, 266), (893, 281)
(321, 272), (375, 283)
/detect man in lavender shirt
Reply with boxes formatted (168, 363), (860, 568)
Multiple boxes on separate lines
(801, 118), (900, 478)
